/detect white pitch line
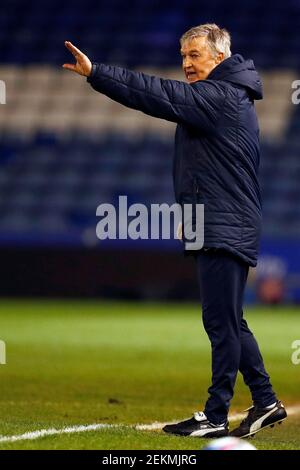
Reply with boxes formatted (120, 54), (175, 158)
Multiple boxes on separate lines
(0, 405), (299, 444)
(0, 424), (119, 444)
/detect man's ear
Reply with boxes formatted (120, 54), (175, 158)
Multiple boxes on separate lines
(215, 52), (224, 65)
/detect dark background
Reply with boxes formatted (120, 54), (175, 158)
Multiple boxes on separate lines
(0, 0), (299, 302)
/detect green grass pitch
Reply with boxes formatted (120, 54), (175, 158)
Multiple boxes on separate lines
(0, 300), (299, 450)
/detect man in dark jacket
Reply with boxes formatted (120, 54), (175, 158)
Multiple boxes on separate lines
(63, 23), (287, 438)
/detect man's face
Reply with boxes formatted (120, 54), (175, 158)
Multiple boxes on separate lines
(181, 36), (224, 83)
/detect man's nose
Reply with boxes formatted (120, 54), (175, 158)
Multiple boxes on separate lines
(183, 57), (192, 68)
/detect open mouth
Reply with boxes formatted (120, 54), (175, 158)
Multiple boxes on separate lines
(186, 71), (197, 80)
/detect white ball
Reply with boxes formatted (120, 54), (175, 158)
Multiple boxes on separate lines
(203, 436), (257, 450)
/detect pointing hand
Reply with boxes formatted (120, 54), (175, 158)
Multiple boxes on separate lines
(62, 41), (92, 77)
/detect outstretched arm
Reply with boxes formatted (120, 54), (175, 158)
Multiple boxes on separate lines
(63, 41), (224, 130)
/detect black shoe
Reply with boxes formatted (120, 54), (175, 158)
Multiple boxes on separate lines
(230, 400), (287, 438)
(163, 412), (229, 438)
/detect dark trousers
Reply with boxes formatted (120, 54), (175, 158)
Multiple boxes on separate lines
(196, 249), (277, 425)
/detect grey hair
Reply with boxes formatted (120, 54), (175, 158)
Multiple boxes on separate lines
(180, 23), (231, 59)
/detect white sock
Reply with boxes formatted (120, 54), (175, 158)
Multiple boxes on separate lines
(264, 401), (277, 410)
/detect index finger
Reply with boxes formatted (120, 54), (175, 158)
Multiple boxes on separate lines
(64, 41), (84, 58)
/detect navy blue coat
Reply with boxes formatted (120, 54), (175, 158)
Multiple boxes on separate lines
(87, 54), (263, 266)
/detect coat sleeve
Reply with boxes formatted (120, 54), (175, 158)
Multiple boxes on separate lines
(87, 63), (225, 131)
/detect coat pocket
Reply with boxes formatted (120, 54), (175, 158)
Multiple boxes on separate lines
(179, 179), (205, 250)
